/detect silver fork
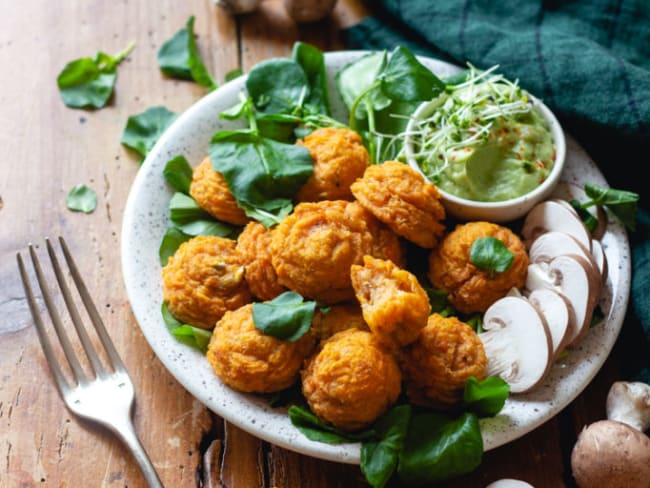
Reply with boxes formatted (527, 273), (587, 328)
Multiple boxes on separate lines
(16, 237), (164, 488)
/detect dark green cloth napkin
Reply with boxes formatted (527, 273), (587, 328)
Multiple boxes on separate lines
(343, 0), (649, 384)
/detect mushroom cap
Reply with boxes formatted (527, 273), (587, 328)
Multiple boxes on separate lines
(552, 181), (608, 240)
(606, 381), (650, 432)
(521, 199), (592, 252)
(571, 420), (650, 488)
(485, 480), (535, 488)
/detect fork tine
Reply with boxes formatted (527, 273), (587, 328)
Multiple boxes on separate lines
(17, 251), (73, 395)
(58, 236), (128, 374)
(46, 238), (108, 379)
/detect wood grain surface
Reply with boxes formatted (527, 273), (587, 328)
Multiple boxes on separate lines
(0, 1), (625, 487)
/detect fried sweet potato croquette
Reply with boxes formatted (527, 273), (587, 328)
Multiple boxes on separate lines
(270, 200), (404, 304)
(428, 221), (528, 314)
(310, 303), (369, 342)
(207, 304), (315, 393)
(162, 236), (252, 330)
(350, 160), (446, 248)
(236, 221), (287, 301)
(296, 127), (370, 202)
(401, 314), (488, 409)
(350, 255), (430, 349)
(189, 157), (249, 225)
(301, 329), (401, 431)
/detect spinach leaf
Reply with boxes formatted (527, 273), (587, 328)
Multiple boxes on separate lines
(121, 106), (178, 161)
(252, 291), (316, 342)
(463, 376), (510, 417)
(379, 46), (445, 102)
(169, 192), (237, 237)
(163, 155), (193, 194)
(57, 42), (134, 109)
(336, 51), (390, 120)
(397, 412), (483, 485)
(66, 184), (97, 213)
(159, 227), (192, 266)
(584, 183), (639, 231)
(292, 41), (330, 115)
(470, 237), (514, 278)
(157, 16), (218, 91)
(288, 405), (376, 444)
(245, 58), (309, 114)
(240, 201), (293, 228)
(361, 405), (411, 488)
(161, 301), (212, 352)
(208, 130), (313, 213)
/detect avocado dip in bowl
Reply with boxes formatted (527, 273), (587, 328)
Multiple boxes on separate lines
(404, 65), (566, 223)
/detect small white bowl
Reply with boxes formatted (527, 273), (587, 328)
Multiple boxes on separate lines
(404, 94), (566, 223)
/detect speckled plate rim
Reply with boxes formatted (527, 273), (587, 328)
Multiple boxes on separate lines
(120, 51), (631, 465)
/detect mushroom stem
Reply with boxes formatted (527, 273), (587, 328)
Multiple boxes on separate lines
(606, 381), (650, 432)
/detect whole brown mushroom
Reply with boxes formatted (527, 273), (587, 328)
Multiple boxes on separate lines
(283, 0), (337, 23)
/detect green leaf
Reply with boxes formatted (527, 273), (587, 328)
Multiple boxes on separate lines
(169, 192), (237, 237)
(245, 58), (310, 114)
(208, 130), (313, 212)
(225, 68), (243, 82)
(288, 405), (376, 444)
(470, 237), (514, 277)
(159, 227), (192, 266)
(56, 42), (134, 109)
(66, 184), (97, 213)
(157, 16), (218, 91)
(241, 201), (293, 228)
(336, 51), (390, 120)
(163, 155), (193, 194)
(161, 301), (212, 352)
(292, 41), (330, 115)
(252, 291), (316, 342)
(379, 46), (445, 102)
(397, 412), (483, 485)
(361, 405), (411, 488)
(569, 198), (599, 234)
(584, 183), (639, 231)
(463, 376), (509, 417)
(120, 106), (178, 161)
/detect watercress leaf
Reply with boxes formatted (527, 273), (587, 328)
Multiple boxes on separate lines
(57, 42), (134, 109)
(397, 411), (483, 485)
(470, 236), (514, 276)
(158, 16), (218, 91)
(241, 201), (293, 228)
(66, 184), (97, 213)
(169, 192), (237, 237)
(209, 131), (313, 211)
(121, 106), (178, 161)
(252, 291), (316, 342)
(255, 113), (298, 142)
(163, 155), (193, 194)
(288, 405), (375, 444)
(379, 46), (445, 102)
(569, 198), (599, 234)
(246, 58), (310, 114)
(361, 405), (411, 488)
(584, 183), (639, 231)
(292, 41), (330, 115)
(225, 68), (243, 82)
(159, 227), (192, 266)
(161, 301), (212, 352)
(463, 376), (509, 417)
(336, 51), (390, 119)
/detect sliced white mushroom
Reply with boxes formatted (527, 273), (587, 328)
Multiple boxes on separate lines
(527, 288), (571, 359)
(479, 296), (553, 393)
(485, 480), (535, 488)
(590, 238), (608, 284)
(552, 181), (608, 240)
(521, 200), (592, 252)
(525, 254), (599, 348)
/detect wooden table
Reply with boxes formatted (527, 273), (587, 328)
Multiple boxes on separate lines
(0, 1), (629, 487)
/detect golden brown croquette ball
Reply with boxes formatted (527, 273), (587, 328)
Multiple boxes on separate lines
(350, 160), (446, 248)
(270, 200), (404, 304)
(207, 304), (315, 393)
(296, 127), (370, 202)
(401, 314), (488, 409)
(236, 221), (287, 301)
(310, 303), (369, 342)
(162, 235), (251, 330)
(301, 329), (401, 431)
(350, 255), (430, 349)
(189, 157), (249, 225)
(428, 221), (529, 314)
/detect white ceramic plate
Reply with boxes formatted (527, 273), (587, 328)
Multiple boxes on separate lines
(121, 51), (631, 464)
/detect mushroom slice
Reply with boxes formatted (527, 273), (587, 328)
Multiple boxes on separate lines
(479, 296), (553, 393)
(590, 238), (608, 284)
(521, 200), (592, 252)
(551, 181), (608, 240)
(525, 254), (599, 347)
(527, 288), (571, 359)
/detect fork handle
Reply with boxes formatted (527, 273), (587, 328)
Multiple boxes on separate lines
(111, 417), (164, 488)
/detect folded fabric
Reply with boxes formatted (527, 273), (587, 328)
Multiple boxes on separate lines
(342, 0), (649, 384)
